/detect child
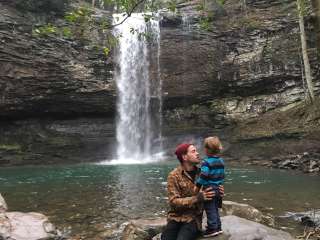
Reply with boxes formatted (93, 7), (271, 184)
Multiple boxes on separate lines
(197, 136), (224, 237)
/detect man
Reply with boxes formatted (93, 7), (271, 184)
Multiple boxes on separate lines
(161, 143), (224, 240)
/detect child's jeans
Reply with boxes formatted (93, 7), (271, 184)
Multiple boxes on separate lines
(204, 187), (222, 231)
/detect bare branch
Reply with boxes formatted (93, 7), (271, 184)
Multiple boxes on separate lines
(110, 0), (146, 28)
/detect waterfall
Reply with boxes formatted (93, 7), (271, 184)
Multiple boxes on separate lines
(110, 13), (163, 164)
(151, 17), (163, 155)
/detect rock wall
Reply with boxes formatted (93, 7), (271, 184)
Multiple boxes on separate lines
(1, 0), (319, 122)
(158, 0), (320, 130)
(0, 2), (116, 120)
(0, 0), (320, 165)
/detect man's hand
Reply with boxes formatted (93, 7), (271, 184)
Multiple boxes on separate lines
(199, 186), (215, 201)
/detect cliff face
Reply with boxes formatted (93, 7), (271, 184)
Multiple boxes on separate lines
(158, 0), (320, 130)
(0, 2), (116, 120)
(0, 0), (319, 165)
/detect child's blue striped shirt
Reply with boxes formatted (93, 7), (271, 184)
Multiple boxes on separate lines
(196, 156), (225, 186)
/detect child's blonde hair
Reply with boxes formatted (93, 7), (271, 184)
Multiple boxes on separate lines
(204, 136), (223, 155)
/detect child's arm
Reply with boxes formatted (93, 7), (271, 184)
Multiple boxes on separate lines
(196, 161), (210, 186)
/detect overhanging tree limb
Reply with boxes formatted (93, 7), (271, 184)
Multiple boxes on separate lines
(110, 0), (146, 28)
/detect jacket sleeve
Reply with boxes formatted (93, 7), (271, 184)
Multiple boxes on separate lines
(167, 173), (203, 209)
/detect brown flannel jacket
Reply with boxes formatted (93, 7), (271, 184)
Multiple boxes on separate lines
(167, 165), (204, 230)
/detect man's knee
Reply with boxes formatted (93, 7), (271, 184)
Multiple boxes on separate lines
(161, 220), (180, 240)
(176, 221), (199, 240)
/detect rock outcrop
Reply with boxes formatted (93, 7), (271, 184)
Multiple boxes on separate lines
(0, 0), (320, 166)
(121, 216), (294, 240)
(1, 0), (319, 123)
(221, 201), (274, 226)
(121, 218), (167, 240)
(159, 0), (320, 130)
(0, 1), (116, 120)
(0, 194), (8, 213)
(281, 210), (320, 228)
(0, 193), (59, 240)
(121, 201), (283, 240)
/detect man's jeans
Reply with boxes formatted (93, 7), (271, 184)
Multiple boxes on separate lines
(161, 220), (200, 240)
(204, 188), (221, 231)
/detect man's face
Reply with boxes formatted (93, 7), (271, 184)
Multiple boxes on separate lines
(182, 145), (200, 164)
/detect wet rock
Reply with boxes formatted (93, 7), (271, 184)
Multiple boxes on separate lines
(221, 201), (274, 226)
(159, 10), (182, 27)
(0, 194), (7, 213)
(281, 210), (320, 228)
(269, 152), (320, 174)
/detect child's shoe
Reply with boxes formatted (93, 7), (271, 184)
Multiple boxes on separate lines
(202, 229), (221, 238)
(217, 227), (223, 234)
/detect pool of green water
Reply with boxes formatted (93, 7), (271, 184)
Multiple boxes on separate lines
(0, 161), (319, 238)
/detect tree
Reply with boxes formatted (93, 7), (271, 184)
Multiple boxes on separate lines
(92, 0), (95, 7)
(297, 0), (315, 102)
(311, 0), (320, 58)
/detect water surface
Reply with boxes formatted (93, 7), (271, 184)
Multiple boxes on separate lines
(0, 161), (319, 238)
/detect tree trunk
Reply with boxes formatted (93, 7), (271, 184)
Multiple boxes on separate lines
(297, 0), (315, 102)
(92, 0), (95, 8)
(311, 0), (320, 58)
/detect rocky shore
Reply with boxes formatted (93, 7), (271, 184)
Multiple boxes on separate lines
(0, 193), (60, 240)
(0, 193), (300, 240)
(226, 98), (320, 175)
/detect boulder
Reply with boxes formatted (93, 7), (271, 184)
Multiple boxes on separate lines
(0, 194), (7, 213)
(151, 216), (294, 240)
(216, 215), (294, 240)
(0, 211), (58, 240)
(281, 210), (320, 227)
(0, 194), (62, 240)
(221, 201), (274, 226)
(121, 218), (167, 240)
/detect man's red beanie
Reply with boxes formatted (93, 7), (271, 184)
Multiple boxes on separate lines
(175, 143), (192, 163)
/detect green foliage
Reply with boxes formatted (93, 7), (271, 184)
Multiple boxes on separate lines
(199, 17), (212, 31)
(64, 7), (93, 25)
(33, 24), (57, 37)
(143, 13), (152, 23)
(196, 2), (205, 11)
(144, 0), (162, 12)
(62, 27), (72, 38)
(217, 0), (226, 6)
(237, 17), (262, 30)
(168, 0), (177, 12)
(129, 27), (152, 41)
(196, 0), (216, 31)
(31, 0), (162, 56)
(297, 0), (308, 16)
(103, 47), (110, 56)
(0, 144), (21, 151)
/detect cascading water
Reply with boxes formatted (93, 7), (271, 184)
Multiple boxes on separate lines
(109, 13), (163, 164)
